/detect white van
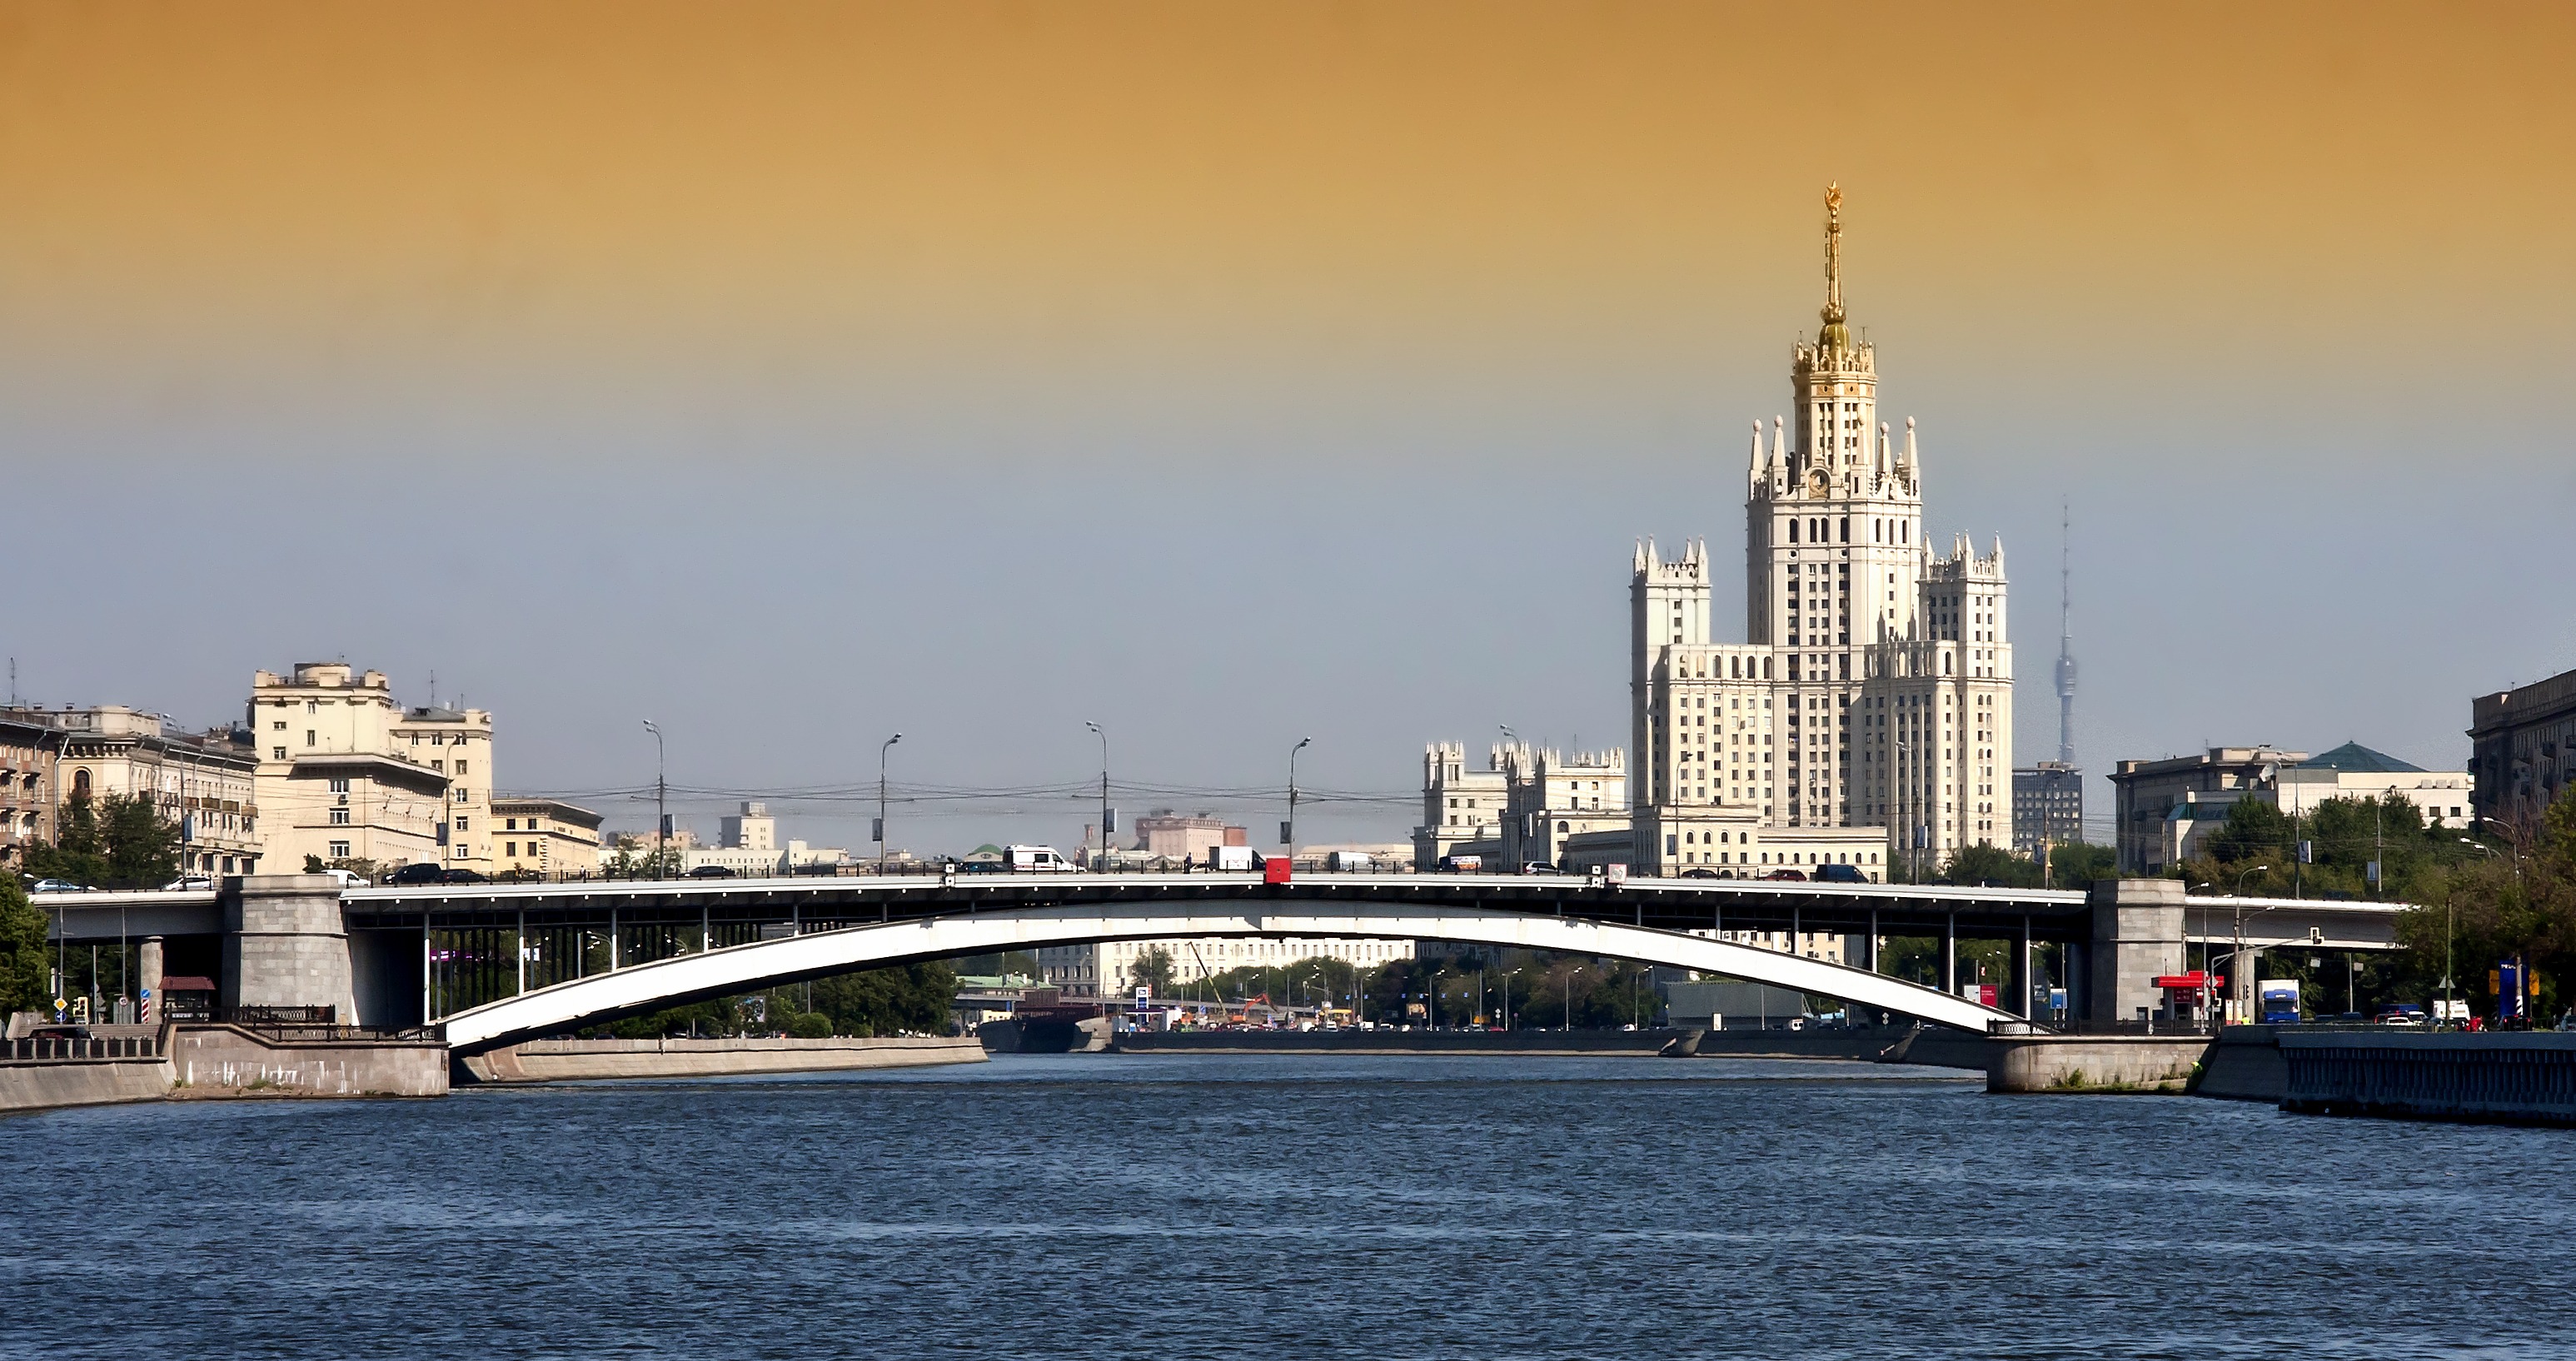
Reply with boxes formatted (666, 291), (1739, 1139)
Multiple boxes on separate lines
(1207, 845), (1255, 872)
(1004, 845), (1080, 873)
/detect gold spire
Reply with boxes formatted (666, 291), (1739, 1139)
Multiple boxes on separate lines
(1819, 182), (1850, 351)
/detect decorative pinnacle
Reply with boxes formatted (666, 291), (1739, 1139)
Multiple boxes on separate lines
(1821, 182), (1846, 327)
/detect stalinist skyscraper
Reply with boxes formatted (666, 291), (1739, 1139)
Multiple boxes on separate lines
(1632, 186), (2013, 878)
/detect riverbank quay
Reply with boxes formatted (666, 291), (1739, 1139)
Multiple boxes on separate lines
(3, 1022), (447, 1114)
(1109, 1027), (1937, 1059)
(2277, 1029), (2576, 1127)
(458, 1034), (986, 1084)
(1114, 1028), (1694, 1056)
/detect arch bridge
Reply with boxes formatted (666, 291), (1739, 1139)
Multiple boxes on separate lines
(35, 871), (2411, 1049)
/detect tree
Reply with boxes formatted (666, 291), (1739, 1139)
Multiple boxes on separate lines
(2044, 841), (2118, 889)
(2399, 789), (2576, 1022)
(806, 961), (959, 1037)
(0, 876), (50, 1015)
(1942, 842), (2039, 888)
(1127, 946), (1178, 996)
(22, 791), (179, 890)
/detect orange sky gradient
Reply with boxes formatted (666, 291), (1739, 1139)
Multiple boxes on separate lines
(4, 0), (2572, 472)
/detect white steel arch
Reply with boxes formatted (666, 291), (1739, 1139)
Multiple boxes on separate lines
(441, 899), (2019, 1051)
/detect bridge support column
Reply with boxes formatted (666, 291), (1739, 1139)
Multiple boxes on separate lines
(2010, 917), (2032, 1018)
(139, 936), (163, 1020)
(2088, 878), (2185, 1026)
(222, 875), (356, 1023)
(1941, 915), (1957, 994)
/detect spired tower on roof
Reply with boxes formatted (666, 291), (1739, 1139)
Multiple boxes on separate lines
(1632, 185), (2014, 877)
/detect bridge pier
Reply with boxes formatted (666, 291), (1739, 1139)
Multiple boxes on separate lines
(1941, 915), (1957, 995)
(222, 875), (357, 1023)
(2010, 918), (2031, 1019)
(2087, 879), (2185, 1025)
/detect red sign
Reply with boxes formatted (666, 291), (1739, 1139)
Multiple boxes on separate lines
(1263, 856), (1293, 885)
(2152, 971), (2220, 992)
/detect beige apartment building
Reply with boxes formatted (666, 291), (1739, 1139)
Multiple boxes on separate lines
(0, 714), (62, 869)
(2, 705), (262, 875)
(493, 798), (604, 879)
(1412, 743), (1512, 869)
(2471, 664), (2576, 828)
(1035, 936), (1416, 1000)
(248, 663), (492, 875)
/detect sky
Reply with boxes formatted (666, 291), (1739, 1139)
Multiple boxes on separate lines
(3, 1), (2572, 854)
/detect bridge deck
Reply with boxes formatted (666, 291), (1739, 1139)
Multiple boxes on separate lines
(32, 875), (2409, 952)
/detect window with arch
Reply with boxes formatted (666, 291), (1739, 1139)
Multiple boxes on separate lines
(72, 769), (92, 797)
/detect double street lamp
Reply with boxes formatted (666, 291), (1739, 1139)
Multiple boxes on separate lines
(1085, 721), (1110, 870)
(878, 733), (901, 874)
(641, 719), (666, 880)
(1285, 736), (1312, 862)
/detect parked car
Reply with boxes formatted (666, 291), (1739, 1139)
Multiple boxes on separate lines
(687, 865), (738, 880)
(162, 875), (216, 891)
(321, 868), (371, 888)
(383, 862), (446, 885)
(439, 868), (489, 885)
(1814, 863), (1868, 884)
(27, 878), (93, 893)
(1760, 869), (1808, 882)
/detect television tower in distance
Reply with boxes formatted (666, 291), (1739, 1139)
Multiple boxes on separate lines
(2054, 502), (2077, 766)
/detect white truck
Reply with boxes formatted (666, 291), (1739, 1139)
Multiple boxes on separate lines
(1327, 850), (1374, 872)
(1004, 845), (1081, 873)
(1207, 845), (1255, 872)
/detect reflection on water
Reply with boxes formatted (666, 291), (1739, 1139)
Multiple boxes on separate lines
(6, 1054), (2571, 1359)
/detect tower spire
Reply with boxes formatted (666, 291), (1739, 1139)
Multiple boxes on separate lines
(2055, 500), (2078, 767)
(1819, 182), (1850, 351)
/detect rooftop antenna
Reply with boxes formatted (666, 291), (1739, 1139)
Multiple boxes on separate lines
(428, 670), (437, 708)
(2055, 500), (2077, 768)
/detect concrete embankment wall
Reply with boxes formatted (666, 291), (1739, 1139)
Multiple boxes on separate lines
(0, 1057), (173, 1114)
(461, 1035), (986, 1084)
(1122, 1029), (1705, 1055)
(169, 1025), (449, 1099)
(7, 1025), (448, 1112)
(2280, 1031), (2576, 1126)
(1985, 1035), (2215, 1094)
(2196, 1026), (2290, 1102)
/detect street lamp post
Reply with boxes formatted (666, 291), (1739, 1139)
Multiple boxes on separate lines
(641, 720), (666, 880)
(1085, 721), (1109, 870)
(878, 734), (901, 875)
(2229, 872), (2270, 1024)
(1286, 736), (1312, 864)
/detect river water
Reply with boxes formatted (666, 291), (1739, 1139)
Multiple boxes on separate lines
(7, 1054), (2573, 1359)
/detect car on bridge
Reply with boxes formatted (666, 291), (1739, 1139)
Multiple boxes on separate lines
(1814, 864), (1868, 884)
(383, 862), (446, 886)
(687, 865), (738, 880)
(1760, 869), (1807, 882)
(27, 878), (94, 893)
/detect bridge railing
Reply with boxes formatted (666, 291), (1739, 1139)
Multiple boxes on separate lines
(3, 1033), (166, 1062)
